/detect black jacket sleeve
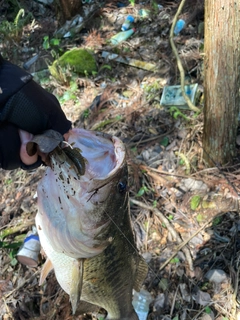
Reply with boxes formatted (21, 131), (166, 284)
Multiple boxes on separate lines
(0, 55), (72, 170)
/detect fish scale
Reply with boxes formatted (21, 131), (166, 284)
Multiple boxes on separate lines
(81, 193), (146, 319)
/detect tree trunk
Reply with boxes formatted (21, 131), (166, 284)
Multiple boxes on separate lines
(55, 0), (82, 22)
(203, 1), (240, 166)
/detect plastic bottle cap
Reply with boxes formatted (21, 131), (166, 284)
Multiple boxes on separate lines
(126, 15), (134, 23)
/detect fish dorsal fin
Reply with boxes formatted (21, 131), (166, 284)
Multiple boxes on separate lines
(70, 258), (84, 314)
(39, 258), (54, 285)
(133, 256), (148, 292)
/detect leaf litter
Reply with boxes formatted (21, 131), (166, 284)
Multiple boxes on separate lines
(1, 0), (240, 319)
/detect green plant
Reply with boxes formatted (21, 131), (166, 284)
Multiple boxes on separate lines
(190, 195), (201, 210)
(143, 80), (162, 99)
(160, 136), (169, 147)
(170, 257), (180, 264)
(169, 106), (190, 121)
(212, 216), (222, 226)
(58, 80), (79, 104)
(136, 185), (149, 197)
(0, 8), (33, 40)
(0, 239), (23, 266)
(43, 36), (63, 59)
(43, 36), (60, 50)
(82, 109), (90, 119)
(151, 0), (159, 13)
(129, 0), (135, 6)
(204, 306), (212, 314)
(98, 64), (112, 72)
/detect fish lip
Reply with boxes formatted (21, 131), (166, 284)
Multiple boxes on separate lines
(86, 135), (126, 193)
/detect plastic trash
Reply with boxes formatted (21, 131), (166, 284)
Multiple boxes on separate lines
(160, 84), (198, 108)
(121, 15), (134, 31)
(17, 228), (41, 267)
(102, 51), (155, 71)
(132, 289), (153, 320)
(23, 54), (39, 70)
(138, 9), (150, 18)
(110, 28), (135, 45)
(174, 19), (186, 35)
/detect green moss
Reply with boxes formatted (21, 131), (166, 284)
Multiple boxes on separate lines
(49, 48), (97, 83)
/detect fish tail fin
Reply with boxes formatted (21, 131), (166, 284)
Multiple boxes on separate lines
(133, 255), (148, 292)
(70, 258), (84, 314)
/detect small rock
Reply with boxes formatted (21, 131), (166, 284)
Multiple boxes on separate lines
(136, 155), (143, 161)
(148, 151), (160, 159)
(179, 178), (209, 192)
(199, 311), (215, 320)
(193, 289), (211, 306)
(142, 150), (150, 161)
(142, 252), (152, 263)
(177, 129), (187, 139)
(204, 269), (228, 283)
(153, 145), (162, 153)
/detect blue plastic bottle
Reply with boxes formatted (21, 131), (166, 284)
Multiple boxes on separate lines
(174, 19), (186, 35)
(110, 28), (136, 45)
(121, 15), (135, 31)
(132, 289), (152, 320)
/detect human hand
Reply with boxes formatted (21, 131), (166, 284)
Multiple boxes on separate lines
(19, 129), (71, 167)
(0, 125), (71, 170)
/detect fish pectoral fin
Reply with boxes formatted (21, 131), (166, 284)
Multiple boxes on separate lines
(70, 258), (84, 314)
(39, 258), (54, 285)
(133, 255), (148, 292)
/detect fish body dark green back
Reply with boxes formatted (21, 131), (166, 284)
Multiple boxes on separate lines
(80, 164), (148, 319)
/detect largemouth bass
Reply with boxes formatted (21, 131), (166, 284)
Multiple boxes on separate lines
(35, 128), (148, 319)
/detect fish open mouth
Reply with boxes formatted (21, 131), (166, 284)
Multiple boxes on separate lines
(36, 129), (126, 259)
(65, 129), (126, 192)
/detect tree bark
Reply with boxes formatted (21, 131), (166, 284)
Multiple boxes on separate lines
(203, 1), (240, 166)
(55, 0), (82, 22)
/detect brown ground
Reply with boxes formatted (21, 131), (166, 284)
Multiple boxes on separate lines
(1, 1), (240, 319)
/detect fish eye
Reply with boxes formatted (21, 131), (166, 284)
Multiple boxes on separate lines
(118, 181), (127, 193)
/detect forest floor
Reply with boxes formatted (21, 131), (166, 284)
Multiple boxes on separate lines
(1, 0), (240, 319)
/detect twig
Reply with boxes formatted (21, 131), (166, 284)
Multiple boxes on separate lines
(170, 284), (180, 317)
(169, 0), (200, 113)
(140, 165), (189, 178)
(127, 128), (175, 147)
(3, 270), (40, 299)
(130, 198), (201, 271)
(2, 296), (13, 319)
(175, 151), (191, 175)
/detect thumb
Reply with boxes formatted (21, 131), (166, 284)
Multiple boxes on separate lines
(19, 129), (39, 165)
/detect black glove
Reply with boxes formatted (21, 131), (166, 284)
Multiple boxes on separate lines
(0, 58), (72, 170)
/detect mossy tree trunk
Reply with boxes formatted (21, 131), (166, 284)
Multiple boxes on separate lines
(203, 1), (240, 166)
(55, 0), (82, 22)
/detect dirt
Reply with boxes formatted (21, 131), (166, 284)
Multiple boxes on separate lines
(1, 0), (240, 319)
